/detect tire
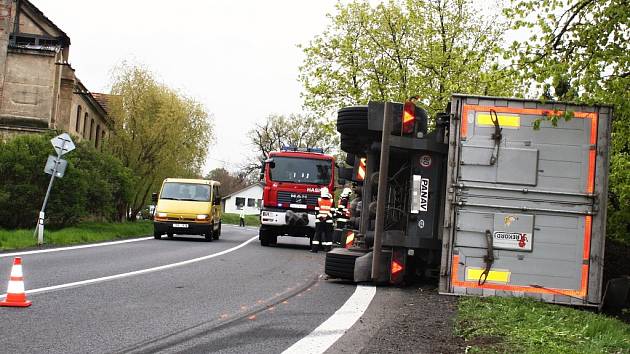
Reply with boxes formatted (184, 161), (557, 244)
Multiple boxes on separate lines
(340, 139), (364, 155)
(337, 106), (368, 135)
(154, 232), (162, 240)
(345, 154), (356, 166)
(167, 233), (173, 238)
(213, 222), (222, 240)
(205, 224), (214, 242)
(260, 227), (276, 246)
(260, 233), (270, 246)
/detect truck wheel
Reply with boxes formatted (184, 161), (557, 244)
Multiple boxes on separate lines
(167, 233), (173, 238)
(340, 134), (364, 153)
(345, 154), (356, 166)
(337, 106), (368, 135)
(154, 232), (162, 240)
(260, 233), (270, 246)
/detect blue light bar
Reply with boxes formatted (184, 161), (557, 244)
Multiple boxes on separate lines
(280, 146), (324, 153)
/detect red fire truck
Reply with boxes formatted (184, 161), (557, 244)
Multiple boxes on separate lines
(259, 146), (336, 246)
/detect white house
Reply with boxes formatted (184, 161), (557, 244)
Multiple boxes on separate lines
(222, 183), (264, 215)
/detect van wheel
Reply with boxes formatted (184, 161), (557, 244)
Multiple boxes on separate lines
(205, 225), (214, 242)
(213, 222), (221, 240)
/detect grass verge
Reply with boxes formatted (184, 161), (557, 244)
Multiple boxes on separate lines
(222, 213), (260, 227)
(0, 221), (152, 251)
(457, 296), (630, 353)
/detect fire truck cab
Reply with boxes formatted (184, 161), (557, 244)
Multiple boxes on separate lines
(259, 146), (336, 246)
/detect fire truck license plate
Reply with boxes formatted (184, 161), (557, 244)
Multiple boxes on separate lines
(173, 223), (189, 228)
(289, 204), (307, 209)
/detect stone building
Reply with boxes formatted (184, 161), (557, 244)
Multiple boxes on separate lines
(0, 0), (110, 148)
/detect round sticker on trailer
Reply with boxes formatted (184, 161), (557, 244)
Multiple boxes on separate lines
(419, 155), (432, 168)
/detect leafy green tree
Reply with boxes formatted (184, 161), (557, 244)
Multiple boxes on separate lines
(107, 64), (214, 219)
(299, 0), (521, 116)
(505, 0), (629, 241)
(0, 133), (134, 229)
(246, 113), (338, 173)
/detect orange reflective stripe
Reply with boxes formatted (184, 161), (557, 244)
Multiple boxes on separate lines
(450, 255), (587, 298)
(461, 105), (470, 138)
(583, 216), (592, 260)
(461, 105), (597, 140)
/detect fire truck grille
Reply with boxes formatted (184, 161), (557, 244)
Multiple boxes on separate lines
(277, 192), (319, 206)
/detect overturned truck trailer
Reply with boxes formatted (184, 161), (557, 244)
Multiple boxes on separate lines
(440, 94), (612, 306)
(326, 94), (612, 306)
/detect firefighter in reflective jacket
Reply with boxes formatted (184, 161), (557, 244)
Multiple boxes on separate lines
(335, 187), (352, 230)
(312, 187), (334, 253)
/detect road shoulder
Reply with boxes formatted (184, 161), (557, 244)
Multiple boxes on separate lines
(327, 283), (465, 354)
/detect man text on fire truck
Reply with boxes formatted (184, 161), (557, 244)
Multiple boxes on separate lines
(312, 187), (334, 253)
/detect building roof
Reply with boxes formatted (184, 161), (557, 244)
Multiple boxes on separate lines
(75, 80), (110, 125)
(22, 0), (71, 45)
(91, 93), (111, 114)
(222, 183), (264, 199)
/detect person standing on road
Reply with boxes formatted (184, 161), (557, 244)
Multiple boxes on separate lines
(335, 187), (353, 230)
(312, 187), (334, 253)
(239, 208), (246, 227)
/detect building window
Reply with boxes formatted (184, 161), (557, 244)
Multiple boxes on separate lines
(95, 125), (101, 148)
(235, 197), (245, 207)
(100, 130), (106, 150)
(247, 198), (255, 207)
(90, 119), (94, 141)
(75, 106), (82, 133)
(256, 199), (262, 208)
(83, 112), (89, 138)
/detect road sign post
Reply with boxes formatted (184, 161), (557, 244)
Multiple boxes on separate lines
(34, 133), (75, 245)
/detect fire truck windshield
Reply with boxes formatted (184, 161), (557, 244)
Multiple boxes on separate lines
(269, 157), (332, 185)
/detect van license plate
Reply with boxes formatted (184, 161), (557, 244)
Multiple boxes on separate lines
(173, 223), (188, 228)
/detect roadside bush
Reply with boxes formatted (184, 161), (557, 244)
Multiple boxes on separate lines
(0, 133), (135, 229)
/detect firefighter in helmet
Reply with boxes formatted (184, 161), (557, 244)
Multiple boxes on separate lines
(312, 187), (334, 253)
(335, 187), (353, 230)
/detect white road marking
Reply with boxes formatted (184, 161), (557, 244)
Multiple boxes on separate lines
(0, 235), (258, 298)
(223, 224), (258, 231)
(0, 237), (154, 258)
(282, 285), (377, 354)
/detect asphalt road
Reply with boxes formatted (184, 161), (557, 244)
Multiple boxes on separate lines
(0, 225), (361, 353)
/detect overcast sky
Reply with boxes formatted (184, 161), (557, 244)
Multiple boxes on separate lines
(34, 0), (343, 174)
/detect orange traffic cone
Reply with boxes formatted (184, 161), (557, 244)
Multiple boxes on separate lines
(0, 257), (32, 307)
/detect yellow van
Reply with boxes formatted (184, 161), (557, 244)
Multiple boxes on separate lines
(152, 178), (222, 241)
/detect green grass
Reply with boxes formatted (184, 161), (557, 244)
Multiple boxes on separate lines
(457, 296), (630, 353)
(222, 213), (260, 227)
(0, 221), (153, 251)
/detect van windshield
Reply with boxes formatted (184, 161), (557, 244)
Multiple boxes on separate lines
(160, 183), (211, 202)
(269, 157), (332, 185)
